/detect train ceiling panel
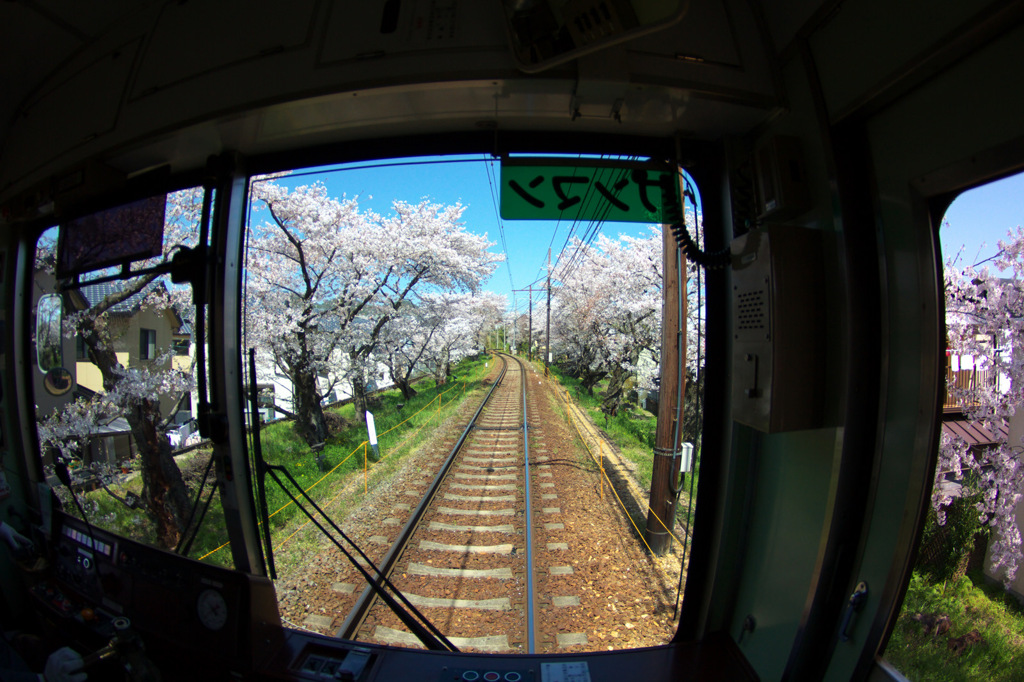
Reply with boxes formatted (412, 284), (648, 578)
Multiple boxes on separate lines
(129, 0), (320, 100)
(623, 0), (776, 106)
(809, 0), (1000, 121)
(758, 0), (825, 53)
(4, 39), (142, 181)
(0, 0), (790, 203)
(627, 0), (744, 75)
(0, 0), (147, 145)
(318, 1), (507, 62)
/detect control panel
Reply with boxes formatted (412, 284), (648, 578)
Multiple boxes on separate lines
(36, 511), (282, 678)
(294, 646), (373, 679)
(450, 669), (524, 682)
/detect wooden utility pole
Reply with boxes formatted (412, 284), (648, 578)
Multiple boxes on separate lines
(644, 219), (687, 555)
(528, 285), (533, 361)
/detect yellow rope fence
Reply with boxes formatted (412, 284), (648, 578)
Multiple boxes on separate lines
(278, 380), (470, 549)
(198, 380), (473, 559)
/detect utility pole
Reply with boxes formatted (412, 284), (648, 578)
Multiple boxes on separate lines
(513, 285), (541, 361)
(545, 248), (552, 370)
(528, 285), (533, 361)
(512, 293), (517, 353)
(644, 207), (688, 555)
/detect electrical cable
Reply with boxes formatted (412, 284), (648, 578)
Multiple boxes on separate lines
(553, 162), (625, 281)
(484, 157), (516, 293)
(667, 175), (731, 270)
(555, 161), (635, 283)
(550, 154), (605, 280)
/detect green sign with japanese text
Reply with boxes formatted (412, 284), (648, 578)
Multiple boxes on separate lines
(500, 158), (680, 223)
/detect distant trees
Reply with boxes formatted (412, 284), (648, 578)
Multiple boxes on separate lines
(378, 292), (504, 398)
(941, 228), (1024, 583)
(246, 178), (500, 443)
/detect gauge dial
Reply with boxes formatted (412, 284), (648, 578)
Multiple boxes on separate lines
(196, 588), (228, 631)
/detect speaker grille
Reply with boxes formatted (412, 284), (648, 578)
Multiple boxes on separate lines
(737, 289), (767, 331)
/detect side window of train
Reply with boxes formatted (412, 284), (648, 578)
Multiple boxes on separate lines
(31, 188), (232, 566)
(884, 170), (1024, 678)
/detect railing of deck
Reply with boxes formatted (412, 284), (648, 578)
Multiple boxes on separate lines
(944, 367), (997, 410)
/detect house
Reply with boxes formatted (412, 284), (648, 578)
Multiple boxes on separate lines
(32, 268), (195, 466)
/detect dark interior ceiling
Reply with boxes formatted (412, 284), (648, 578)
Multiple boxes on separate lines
(0, 0), (824, 159)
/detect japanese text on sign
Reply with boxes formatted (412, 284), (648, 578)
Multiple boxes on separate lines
(500, 159), (680, 223)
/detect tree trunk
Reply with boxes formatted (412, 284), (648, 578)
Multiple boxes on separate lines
(580, 366), (605, 395)
(601, 363), (630, 417)
(351, 358), (368, 424)
(396, 377), (417, 400)
(292, 368), (328, 446)
(434, 350), (449, 386)
(81, 318), (190, 550)
(129, 398), (191, 549)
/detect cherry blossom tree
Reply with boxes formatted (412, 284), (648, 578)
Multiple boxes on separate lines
(551, 218), (708, 421)
(247, 180), (501, 440)
(246, 179), (370, 446)
(422, 292), (503, 385)
(552, 229), (663, 415)
(335, 199), (500, 422)
(940, 226), (1024, 583)
(36, 188), (203, 549)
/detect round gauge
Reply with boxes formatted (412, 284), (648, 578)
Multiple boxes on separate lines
(196, 588), (228, 631)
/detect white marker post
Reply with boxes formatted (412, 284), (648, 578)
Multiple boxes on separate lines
(366, 411), (379, 459)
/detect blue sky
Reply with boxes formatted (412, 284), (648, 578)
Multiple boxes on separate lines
(270, 157), (1023, 309)
(940, 170), (1024, 273)
(275, 155), (666, 316)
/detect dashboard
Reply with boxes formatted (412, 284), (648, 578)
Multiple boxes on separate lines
(29, 512), (753, 681)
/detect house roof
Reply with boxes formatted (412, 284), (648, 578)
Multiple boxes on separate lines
(72, 278), (187, 330)
(76, 279), (163, 314)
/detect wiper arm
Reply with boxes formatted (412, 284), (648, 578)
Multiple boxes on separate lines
(264, 464), (459, 652)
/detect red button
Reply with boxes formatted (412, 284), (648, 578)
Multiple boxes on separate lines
(483, 673), (500, 682)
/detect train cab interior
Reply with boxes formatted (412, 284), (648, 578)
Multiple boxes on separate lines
(2, 0), (1024, 680)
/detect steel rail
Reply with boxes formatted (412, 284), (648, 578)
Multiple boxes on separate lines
(514, 353), (537, 654)
(336, 353), (510, 641)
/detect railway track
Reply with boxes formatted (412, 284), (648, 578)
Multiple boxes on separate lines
(338, 353), (546, 653)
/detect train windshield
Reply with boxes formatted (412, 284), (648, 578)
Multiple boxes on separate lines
(30, 187), (230, 566)
(26, 154), (704, 654)
(240, 155), (704, 652)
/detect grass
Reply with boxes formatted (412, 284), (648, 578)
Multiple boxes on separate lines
(546, 363), (700, 531)
(885, 570), (1024, 681)
(547, 365), (657, 485)
(69, 355), (494, 570)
